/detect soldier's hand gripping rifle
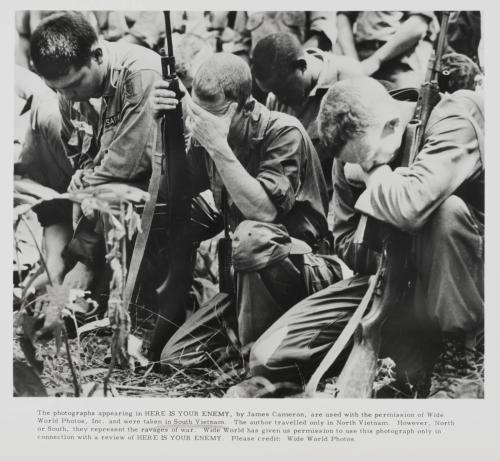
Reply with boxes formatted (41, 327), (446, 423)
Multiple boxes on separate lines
(305, 12), (451, 397)
(148, 11), (193, 361)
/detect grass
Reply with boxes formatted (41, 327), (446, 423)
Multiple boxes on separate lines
(13, 312), (484, 399)
(12, 211), (484, 399)
(13, 318), (247, 398)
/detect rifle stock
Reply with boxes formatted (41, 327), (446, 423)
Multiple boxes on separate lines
(335, 232), (408, 397)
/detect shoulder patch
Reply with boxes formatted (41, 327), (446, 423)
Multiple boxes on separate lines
(124, 75), (142, 99)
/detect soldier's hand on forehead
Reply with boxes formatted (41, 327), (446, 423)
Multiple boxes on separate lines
(186, 100), (237, 155)
(150, 79), (189, 118)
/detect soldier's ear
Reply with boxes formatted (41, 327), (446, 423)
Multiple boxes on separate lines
(383, 117), (400, 136)
(293, 58), (307, 73)
(92, 47), (103, 64)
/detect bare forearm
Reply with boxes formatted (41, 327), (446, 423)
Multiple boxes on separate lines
(372, 15), (428, 64)
(336, 14), (359, 59)
(209, 142), (277, 222)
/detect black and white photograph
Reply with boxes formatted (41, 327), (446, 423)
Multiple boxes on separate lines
(11, 7), (486, 403)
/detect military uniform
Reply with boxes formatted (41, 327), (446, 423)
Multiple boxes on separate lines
(266, 48), (363, 191)
(250, 89), (484, 385)
(60, 40), (161, 268)
(162, 100), (342, 361)
(345, 11), (439, 88)
(210, 11), (337, 58)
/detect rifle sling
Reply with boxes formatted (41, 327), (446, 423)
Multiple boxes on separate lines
(304, 265), (382, 396)
(123, 150), (163, 310)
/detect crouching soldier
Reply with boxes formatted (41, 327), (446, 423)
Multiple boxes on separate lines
(151, 53), (342, 359)
(29, 12), (161, 291)
(252, 32), (364, 194)
(245, 77), (483, 397)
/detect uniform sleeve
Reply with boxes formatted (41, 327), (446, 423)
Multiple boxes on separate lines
(332, 159), (379, 274)
(127, 11), (164, 49)
(406, 11), (439, 41)
(309, 11), (338, 47)
(406, 11), (436, 23)
(355, 100), (483, 233)
(256, 125), (305, 218)
(84, 69), (160, 185)
(35, 98), (73, 182)
(336, 11), (359, 24)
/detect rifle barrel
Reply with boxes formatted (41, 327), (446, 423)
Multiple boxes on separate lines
(433, 11), (451, 77)
(163, 11), (174, 58)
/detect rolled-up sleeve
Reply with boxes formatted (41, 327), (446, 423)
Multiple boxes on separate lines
(84, 69), (159, 185)
(407, 11), (436, 23)
(309, 11), (338, 46)
(256, 126), (304, 218)
(127, 11), (164, 49)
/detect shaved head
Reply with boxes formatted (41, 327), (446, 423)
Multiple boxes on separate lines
(192, 53), (252, 109)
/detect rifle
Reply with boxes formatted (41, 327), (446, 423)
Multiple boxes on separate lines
(401, 11), (451, 167)
(148, 11), (193, 362)
(305, 12), (451, 397)
(159, 185), (237, 371)
(155, 13), (238, 367)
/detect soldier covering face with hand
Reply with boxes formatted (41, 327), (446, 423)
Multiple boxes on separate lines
(151, 52), (342, 359)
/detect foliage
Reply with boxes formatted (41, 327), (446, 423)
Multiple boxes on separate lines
(13, 178), (147, 397)
(12, 178), (484, 399)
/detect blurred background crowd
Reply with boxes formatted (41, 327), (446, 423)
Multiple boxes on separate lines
(15, 10), (483, 100)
